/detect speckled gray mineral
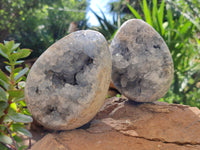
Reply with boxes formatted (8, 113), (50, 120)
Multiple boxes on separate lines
(25, 30), (111, 130)
(110, 19), (174, 102)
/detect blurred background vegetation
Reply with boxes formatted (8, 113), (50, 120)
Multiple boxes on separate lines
(0, 0), (87, 57)
(0, 0), (199, 108)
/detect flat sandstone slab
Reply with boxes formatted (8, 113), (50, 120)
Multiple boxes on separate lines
(31, 97), (200, 150)
(110, 19), (174, 102)
(25, 30), (111, 130)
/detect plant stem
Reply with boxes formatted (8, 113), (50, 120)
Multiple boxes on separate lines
(10, 63), (15, 89)
(5, 124), (18, 150)
(25, 138), (32, 150)
(0, 116), (4, 124)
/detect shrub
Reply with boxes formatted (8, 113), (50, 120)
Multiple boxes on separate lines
(0, 41), (32, 150)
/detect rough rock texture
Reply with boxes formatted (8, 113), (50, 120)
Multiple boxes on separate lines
(25, 30), (111, 130)
(31, 97), (200, 150)
(110, 19), (174, 102)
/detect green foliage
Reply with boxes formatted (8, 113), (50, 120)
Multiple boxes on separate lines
(166, 0), (200, 31)
(90, 8), (117, 41)
(0, 0), (87, 58)
(0, 41), (32, 150)
(127, 0), (200, 107)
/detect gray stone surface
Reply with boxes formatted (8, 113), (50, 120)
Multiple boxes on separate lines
(110, 19), (174, 102)
(25, 30), (111, 130)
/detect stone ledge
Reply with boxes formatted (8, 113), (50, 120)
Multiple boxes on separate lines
(31, 97), (200, 150)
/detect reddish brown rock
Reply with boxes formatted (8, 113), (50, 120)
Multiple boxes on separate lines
(31, 97), (200, 150)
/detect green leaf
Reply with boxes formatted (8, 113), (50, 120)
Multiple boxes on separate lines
(0, 43), (8, 59)
(152, 0), (158, 19)
(0, 101), (8, 117)
(196, 38), (200, 45)
(8, 89), (24, 99)
(19, 48), (32, 58)
(90, 8), (117, 38)
(5, 66), (11, 73)
(127, 3), (142, 19)
(0, 101), (7, 110)
(180, 21), (192, 34)
(14, 60), (24, 65)
(13, 135), (23, 143)
(0, 87), (7, 102)
(157, 0), (165, 35)
(10, 49), (31, 61)
(178, 8), (185, 25)
(99, 7), (108, 22)
(167, 6), (173, 29)
(4, 40), (14, 51)
(0, 79), (9, 90)
(90, 8), (103, 23)
(12, 94), (24, 103)
(143, 0), (152, 26)
(0, 70), (9, 84)
(3, 61), (11, 65)
(99, 8), (117, 33)
(14, 67), (23, 74)
(180, 12), (200, 31)
(14, 67), (29, 81)
(7, 89), (25, 102)
(158, 0), (165, 22)
(11, 43), (20, 53)
(0, 134), (12, 144)
(8, 112), (33, 123)
(110, 29), (118, 40)
(152, 0), (158, 30)
(15, 127), (32, 138)
(0, 111), (4, 118)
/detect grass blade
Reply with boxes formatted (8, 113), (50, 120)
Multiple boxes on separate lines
(143, 0), (152, 26)
(166, 6), (173, 29)
(127, 3), (142, 19)
(152, 0), (158, 30)
(157, 0), (165, 35)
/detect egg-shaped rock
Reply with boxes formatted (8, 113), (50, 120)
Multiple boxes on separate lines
(25, 30), (111, 130)
(110, 19), (174, 102)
